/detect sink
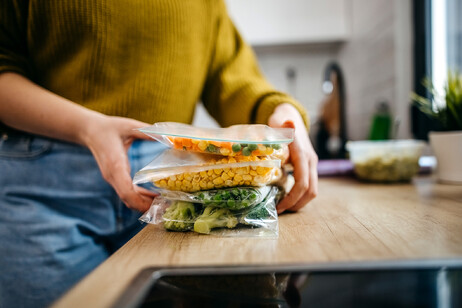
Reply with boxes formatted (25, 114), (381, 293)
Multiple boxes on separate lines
(113, 259), (462, 308)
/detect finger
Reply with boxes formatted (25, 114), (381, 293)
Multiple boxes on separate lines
(134, 185), (159, 198)
(106, 157), (154, 212)
(118, 118), (155, 141)
(277, 143), (309, 214)
(288, 157), (318, 211)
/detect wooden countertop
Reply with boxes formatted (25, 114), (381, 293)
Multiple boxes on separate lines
(53, 176), (462, 308)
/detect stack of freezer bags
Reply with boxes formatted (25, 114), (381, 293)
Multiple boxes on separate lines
(134, 122), (294, 237)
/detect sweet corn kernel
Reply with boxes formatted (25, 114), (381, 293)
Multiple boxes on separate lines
(243, 174), (252, 181)
(207, 182), (214, 189)
(191, 139), (199, 144)
(244, 181), (251, 185)
(228, 171), (235, 177)
(198, 141), (208, 151)
(207, 170), (214, 176)
(250, 170), (257, 176)
(214, 168), (222, 175)
(256, 167), (266, 175)
(234, 174), (243, 182)
(213, 177), (224, 185)
(221, 173), (230, 181)
(220, 148), (230, 155)
(169, 175), (177, 181)
(158, 180), (167, 187)
(200, 171), (207, 177)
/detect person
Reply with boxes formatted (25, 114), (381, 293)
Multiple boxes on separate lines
(0, 1), (318, 307)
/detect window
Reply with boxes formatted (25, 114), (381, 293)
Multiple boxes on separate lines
(412, 0), (462, 139)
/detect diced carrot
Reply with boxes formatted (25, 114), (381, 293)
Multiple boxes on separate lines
(173, 137), (183, 148)
(221, 142), (233, 150)
(182, 138), (192, 148)
(209, 140), (222, 147)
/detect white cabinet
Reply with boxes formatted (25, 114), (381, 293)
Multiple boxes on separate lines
(225, 0), (351, 46)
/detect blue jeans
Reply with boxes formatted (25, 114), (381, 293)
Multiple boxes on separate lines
(0, 132), (166, 308)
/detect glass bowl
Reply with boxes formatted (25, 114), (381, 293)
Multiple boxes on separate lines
(346, 140), (425, 182)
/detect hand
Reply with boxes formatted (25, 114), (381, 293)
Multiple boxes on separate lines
(268, 103), (318, 213)
(80, 115), (157, 212)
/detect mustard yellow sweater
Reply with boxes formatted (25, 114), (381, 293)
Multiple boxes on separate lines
(0, 0), (308, 127)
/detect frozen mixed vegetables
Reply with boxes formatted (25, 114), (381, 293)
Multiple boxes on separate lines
(168, 137), (282, 157)
(138, 122), (294, 157)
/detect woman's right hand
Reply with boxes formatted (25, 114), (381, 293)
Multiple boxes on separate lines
(79, 115), (157, 212)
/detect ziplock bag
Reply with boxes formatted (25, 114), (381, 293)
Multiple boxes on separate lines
(138, 122), (294, 157)
(139, 186), (282, 238)
(156, 186), (272, 210)
(133, 149), (282, 192)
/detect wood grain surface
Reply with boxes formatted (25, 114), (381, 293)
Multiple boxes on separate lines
(52, 176), (462, 308)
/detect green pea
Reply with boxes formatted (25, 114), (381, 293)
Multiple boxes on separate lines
(214, 194), (222, 201)
(242, 147), (252, 156)
(232, 143), (242, 152)
(227, 199), (236, 208)
(242, 200), (250, 208)
(271, 143), (282, 150)
(248, 144), (258, 151)
(249, 193), (257, 200)
(240, 143), (248, 148)
(206, 144), (217, 152)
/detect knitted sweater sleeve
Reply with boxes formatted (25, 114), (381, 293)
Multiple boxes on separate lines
(200, 1), (309, 129)
(0, 0), (30, 77)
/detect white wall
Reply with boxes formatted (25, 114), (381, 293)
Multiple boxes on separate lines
(337, 0), (413, 140)
(193, 0), (414, 141)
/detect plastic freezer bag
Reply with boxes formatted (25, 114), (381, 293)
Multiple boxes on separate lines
(157, 186), (272, 211)
(139, 186), (282, 238)
(133, 149), (282, 192)
(138, 122), (294, 157)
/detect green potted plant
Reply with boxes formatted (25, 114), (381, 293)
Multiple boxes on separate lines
(412, 71), (462, 183)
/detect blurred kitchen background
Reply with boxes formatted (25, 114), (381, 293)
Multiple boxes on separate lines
(193, 0), (462, 159)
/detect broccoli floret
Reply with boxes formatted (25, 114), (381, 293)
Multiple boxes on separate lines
(193, 206), (238, 234)
(240, 186), (281, 226)
(163, 201), (201, 232)
(244, 204), (270, 221)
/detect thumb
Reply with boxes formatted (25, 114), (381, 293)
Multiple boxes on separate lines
(123, 119), (154, 141)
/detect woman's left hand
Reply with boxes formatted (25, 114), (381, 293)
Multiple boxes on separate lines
(268, 103), (318, 213)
